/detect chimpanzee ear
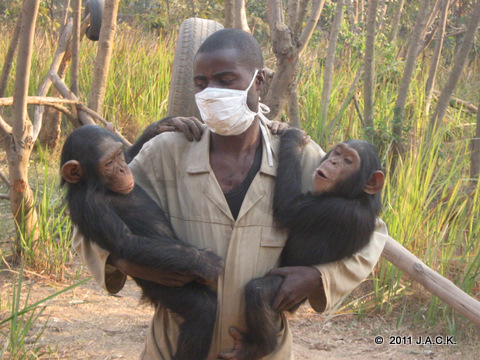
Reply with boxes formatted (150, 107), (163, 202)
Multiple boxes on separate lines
(61, 160), (83, 184)
(363, 171), (385, 195)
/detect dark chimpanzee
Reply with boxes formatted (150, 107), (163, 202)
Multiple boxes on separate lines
(60, 124), (222, 360)
(234, 128), (385, 359)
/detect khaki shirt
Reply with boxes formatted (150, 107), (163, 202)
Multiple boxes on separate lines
(73, 125), (389, 359)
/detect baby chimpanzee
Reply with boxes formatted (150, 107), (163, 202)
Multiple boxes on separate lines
(234, 128), (384, 359)
(61, 125), (222, 360)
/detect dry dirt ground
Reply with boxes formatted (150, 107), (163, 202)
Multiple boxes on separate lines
(1, 260), (478, 360)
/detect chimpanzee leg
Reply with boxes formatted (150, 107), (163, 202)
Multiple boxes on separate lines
(140, 282), (217, 360)
(238, 274), (284, 360)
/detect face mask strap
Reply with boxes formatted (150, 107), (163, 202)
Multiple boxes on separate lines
(245, 69), (259, 93)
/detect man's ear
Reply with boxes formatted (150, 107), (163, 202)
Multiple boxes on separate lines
(256, 68), (268, 89)
(61, 160), (83, 184)
(364, 170), (385, 195)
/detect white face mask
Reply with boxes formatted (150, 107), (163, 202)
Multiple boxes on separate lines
(195, 70), (259, 136)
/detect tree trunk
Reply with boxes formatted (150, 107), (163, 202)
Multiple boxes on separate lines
(39, 47), (73, 149)
(287, 0), (298, 29)
(265, 0), (325, 121)
(430, 0), (480, 130)
(8, 0), (41, 258)
(319, 0), (344, 127)
(33, 18), (73, 142)
(425, 0), (449, 116)
(471, 98), (480, 180)
(357, 0), (364, 25)
(88, 0), (119, 115)
(376, 0), (387, 33)
(71, 0), (82, 95)
(388, 0), (405, 43)
(225, 0), (234, 28)
(363, 0), (379, 140)
(288, 82), (301, 128)
(233, 0), (250, 32)
(345, 0), (358, 32)
(392, 0), (431, 154)
(0, 11), (22, 99)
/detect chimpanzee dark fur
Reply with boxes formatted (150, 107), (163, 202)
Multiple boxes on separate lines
(61, 125), (221, 360)
(239, 129), (383, 359)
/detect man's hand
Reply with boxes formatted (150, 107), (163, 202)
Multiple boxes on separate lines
(110, 257), (198, 287)
(218, 327), (246, 360)
(268, 266), (322, 312)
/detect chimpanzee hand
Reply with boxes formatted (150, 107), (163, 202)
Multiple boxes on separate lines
(191, 248), (224, 284)
(145, 116), (204, 142)
(128, 116), (205, 159)
(267, 120), (290, 135)
(268, 266), (322, 312)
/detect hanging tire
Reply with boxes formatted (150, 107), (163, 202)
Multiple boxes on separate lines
(167, 17), (224, 119)
(85, 0), (104, 41)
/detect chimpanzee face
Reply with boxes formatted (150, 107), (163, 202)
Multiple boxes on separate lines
(97, 137), (134, 194)
(313, 143), (361, 194)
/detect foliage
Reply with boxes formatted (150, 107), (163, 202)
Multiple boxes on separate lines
(0, 263), (92, 359)
(17, 144), (73, 280)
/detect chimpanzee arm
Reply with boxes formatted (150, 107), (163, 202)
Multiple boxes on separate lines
(127, 116), (176, 160)
(273, 128), (309, 225)
(73, 192), (222, 282)
(127, 116), (204, 160)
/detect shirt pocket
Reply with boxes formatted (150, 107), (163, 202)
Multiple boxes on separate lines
(256, 226), (289, 276)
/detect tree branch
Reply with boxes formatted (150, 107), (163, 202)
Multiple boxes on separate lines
(0, 96), (79, 107)
(0, 113), (12, 136)
(48, 71), (131, 146)
(0, 11), (22, 98)
(48, 70), (95, 126)
(0, 194), (10, 200)
(12, 1), (40, 142)
(0, 170), (10, 187)
(298, 0), (326, 55)
(33, 17), (74, 142)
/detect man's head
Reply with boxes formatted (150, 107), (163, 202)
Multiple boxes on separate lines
(196, 28), (263, 71)
(193, 29), (267, 134)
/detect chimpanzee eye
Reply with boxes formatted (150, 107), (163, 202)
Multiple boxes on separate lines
(345, 158), (352, 165)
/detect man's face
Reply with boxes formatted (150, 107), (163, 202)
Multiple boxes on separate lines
(193, 48), (264, 113)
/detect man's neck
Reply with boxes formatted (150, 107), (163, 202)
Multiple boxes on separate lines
(209, 118), (261, 157)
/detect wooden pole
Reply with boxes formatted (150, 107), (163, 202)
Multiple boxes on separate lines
(382, 237), (480, 327)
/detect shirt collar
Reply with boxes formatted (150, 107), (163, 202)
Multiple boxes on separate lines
(186, 124), (279, 176)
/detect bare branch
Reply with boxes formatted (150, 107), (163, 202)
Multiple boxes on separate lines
(0, 96), (79, 107)
(88, 0), (120, 115)
(298, 0), (326, 55)
(48, 70), (131, 146)
(433, 90), (479, 114)
(71, 0), (82, 95)
(287, 0), (298, 28)
(0, 11), (22, 98)
(33, 18), (74, 142)
(12, 0), (41, 141)
(0, 113), (12, 136)
(0, 170), (10, 187)
(48, 70), (95, 126)
(294, 0), (309, 36)
(78, 104), (132, 146)
(0, 194), (10, 200)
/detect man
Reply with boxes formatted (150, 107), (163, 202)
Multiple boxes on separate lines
(74, 28), (389, 359)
